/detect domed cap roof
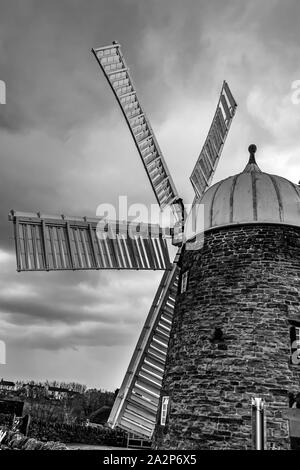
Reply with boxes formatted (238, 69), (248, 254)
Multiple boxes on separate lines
(184, 145), (300, 241)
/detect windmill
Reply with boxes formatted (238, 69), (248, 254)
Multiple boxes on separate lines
(8, 41), (237, 440)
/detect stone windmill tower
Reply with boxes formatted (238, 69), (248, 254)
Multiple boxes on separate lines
(155, 145), (300, 450)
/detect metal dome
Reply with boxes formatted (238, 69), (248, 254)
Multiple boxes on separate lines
(184, 147), (300, 241)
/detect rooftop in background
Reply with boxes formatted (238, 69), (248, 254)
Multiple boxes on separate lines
(0, 380), (15, 387)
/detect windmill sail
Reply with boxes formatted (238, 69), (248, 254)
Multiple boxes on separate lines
(190, 81), (237, 199)
(9, 211), (172, 272)
(92, 43), (179, 210)
(107, 264), (179, 438)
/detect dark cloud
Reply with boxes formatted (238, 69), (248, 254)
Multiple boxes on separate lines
(6, 323), (137, 351)
(0, 0), (143, 134)
(0, 277), (157, 327)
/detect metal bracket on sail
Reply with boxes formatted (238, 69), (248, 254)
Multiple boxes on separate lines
(171, 198), (185, 247)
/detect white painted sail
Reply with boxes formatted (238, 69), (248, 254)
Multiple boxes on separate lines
(190, 81), (237, 199)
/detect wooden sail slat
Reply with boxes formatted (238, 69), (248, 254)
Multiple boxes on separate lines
(190, 81), (237, 200)
(92, 43), (179, 210)
(107, 264), (180, 438)
(9, 211), (172, 272)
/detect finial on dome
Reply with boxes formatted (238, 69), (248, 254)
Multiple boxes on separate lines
(248, 144), (257, 164)
(243, 144), (261, 173)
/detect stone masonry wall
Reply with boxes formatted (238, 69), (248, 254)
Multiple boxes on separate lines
(155, 224), (300, 450)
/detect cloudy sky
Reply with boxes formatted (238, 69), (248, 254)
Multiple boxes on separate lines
(0, 0), (300, 390)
